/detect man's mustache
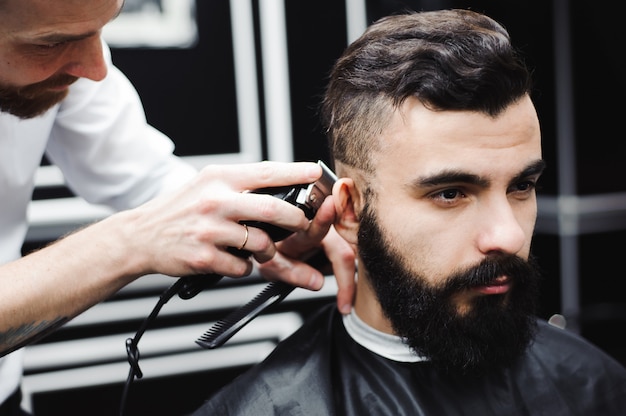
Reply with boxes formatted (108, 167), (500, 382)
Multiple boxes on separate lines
(442, 254), (534, 293)
(17, 75), (79, 98)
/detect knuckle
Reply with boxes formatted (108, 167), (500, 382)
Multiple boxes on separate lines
(255, 195), (281, 222)
(189, 250), (217, 273)
(255, 162), (278, 186)
(339, 247), (355, 262)
(256, 232), (275, 252)
(198, 164), (224, 178)
(231, 261), (252, 277)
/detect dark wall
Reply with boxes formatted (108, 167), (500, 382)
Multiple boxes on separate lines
(111, 1), (240, 157)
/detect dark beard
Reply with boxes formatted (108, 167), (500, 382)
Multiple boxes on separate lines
(357, 203), (541, 375)
(0, 75), (77, 119)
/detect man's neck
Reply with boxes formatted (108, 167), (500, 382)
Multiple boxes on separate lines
(353, 274), (396, 334)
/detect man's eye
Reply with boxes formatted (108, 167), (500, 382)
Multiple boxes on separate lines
(441, 189), (460, 199)
(39, 42), (62, 49)
(431, 188), (465, 203)
(513, 181), (537, 192)
(34, 41), (68, 50)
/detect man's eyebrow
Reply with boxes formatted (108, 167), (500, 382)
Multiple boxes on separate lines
(510, 159), (546, 184)
(413, 159), (546, 189)
(35, 32), (98, 44)
(415, 171), (489, 188)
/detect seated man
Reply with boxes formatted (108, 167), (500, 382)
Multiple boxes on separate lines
(192, 9), (626, 415)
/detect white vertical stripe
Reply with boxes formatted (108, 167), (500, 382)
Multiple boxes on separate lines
(345, 0), (368, 44)
(259, 0), (293, 162)
(230, 0), (263, 162)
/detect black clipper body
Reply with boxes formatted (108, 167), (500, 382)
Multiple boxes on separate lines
(243, 160), (337, 241)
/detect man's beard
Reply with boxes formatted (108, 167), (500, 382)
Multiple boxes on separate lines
(0, 74), (78, 119)
(357, 203), (541, 375)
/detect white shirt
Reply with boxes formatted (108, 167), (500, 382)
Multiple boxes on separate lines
(343, 309), (428, 363)
(0, 44), (197, 402)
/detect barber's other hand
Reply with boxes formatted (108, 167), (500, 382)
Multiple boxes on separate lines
(256, 196), (356, 314)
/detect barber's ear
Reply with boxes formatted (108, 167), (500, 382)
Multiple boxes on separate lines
(332, 178), (361, 245)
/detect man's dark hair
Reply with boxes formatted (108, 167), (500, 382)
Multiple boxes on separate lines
(321, 9), (532, 172)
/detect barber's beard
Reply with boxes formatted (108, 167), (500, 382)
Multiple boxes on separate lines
(357, 203), (541, 375)
(0, 75), (78, 119)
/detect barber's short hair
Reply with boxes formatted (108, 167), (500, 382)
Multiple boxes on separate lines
(321, 9), (532, 172)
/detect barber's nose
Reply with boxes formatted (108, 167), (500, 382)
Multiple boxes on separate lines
(62, 36), (108, 82)
(476, 200), (526, 255)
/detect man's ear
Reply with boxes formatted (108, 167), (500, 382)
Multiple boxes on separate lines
(332, 178), (361, 245)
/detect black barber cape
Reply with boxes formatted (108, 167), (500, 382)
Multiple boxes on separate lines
(192, 303), (626, 415)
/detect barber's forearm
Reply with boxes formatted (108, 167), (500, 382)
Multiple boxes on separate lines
(0, 212), (141, 356)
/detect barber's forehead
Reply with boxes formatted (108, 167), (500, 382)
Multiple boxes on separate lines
(0, 0), (124, 34)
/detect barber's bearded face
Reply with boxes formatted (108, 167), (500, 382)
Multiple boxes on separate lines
(357, 202), (541, 375)
(0, 74), (78, 119)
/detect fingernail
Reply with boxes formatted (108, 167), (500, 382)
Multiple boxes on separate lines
(339, 304), (352, 315)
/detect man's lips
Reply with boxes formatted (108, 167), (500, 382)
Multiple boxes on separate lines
(473, 275), (512, 295)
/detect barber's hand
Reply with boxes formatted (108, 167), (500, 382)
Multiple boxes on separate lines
(256, 196), (356, 314)
(126, 161), (323, 279)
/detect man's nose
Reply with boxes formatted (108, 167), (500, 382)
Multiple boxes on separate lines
(61, 36), (108, 82)
(475, 199), (527, 256)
